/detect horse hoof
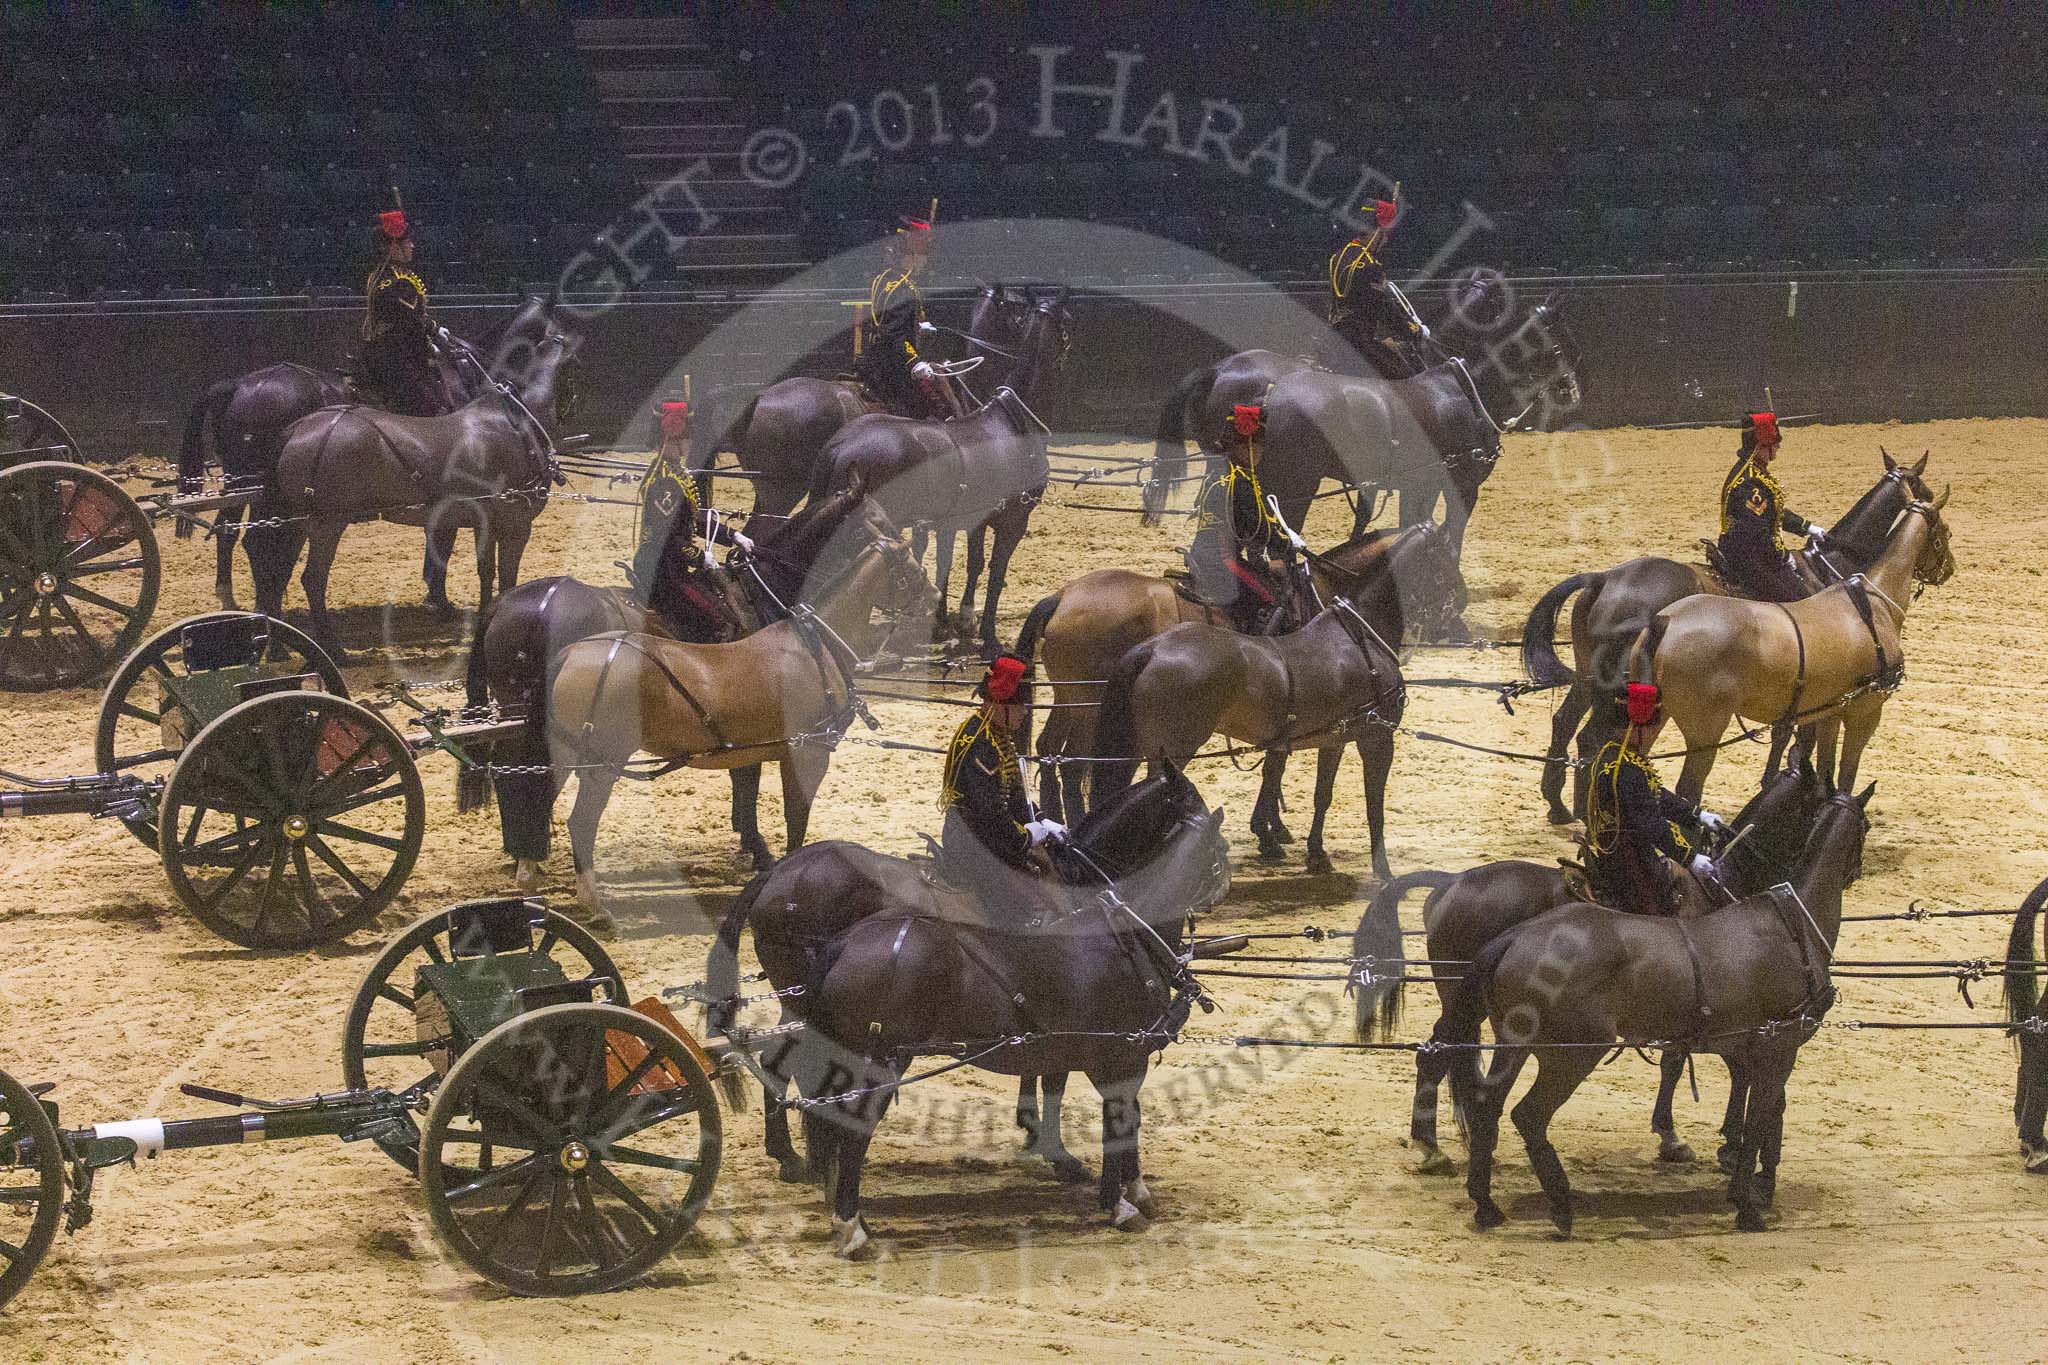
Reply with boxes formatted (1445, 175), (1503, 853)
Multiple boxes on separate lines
(1127, 1177), (1158, 1218)
(1255, 842), (1286, 864)
(1548, 1206), (1573, 1239)
(2024, 1149), (2048, 1175)
(1416, 1150), (1458, 1177)
(1734, 1207), (1768, 1233)
(1715, 1143), (1739, 1176)
(1046, 1154), (1092, 1185)
(1270, 820), (1295, 845)
(1304, 850), (1334, 875)
(1110, 1198), (1149, 1233)
(512, 859), (545, 892)
(1657, 1141), (1696, 1164)
(217, 590), (241, 612)
(424, 593), (458, 622)
(777, 1157), (810, 1185)
(1545, 805), (1575, 826)
(1473, 1199), (1507, 1230)
(831, 1214), (875, 1260)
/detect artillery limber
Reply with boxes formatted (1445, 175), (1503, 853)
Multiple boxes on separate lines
(1, 897), (727, 1302)
(0, 610), (523, 948)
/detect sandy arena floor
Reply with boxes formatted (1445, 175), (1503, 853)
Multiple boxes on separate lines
(2, 419), (2044, 1362)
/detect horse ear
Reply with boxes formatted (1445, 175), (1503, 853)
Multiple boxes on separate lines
(1932, 483), (1949, 511)
(1880, 447), (1894, 470)
(1911, 451), (1929, 476)
(1855, 782), (1876, 809)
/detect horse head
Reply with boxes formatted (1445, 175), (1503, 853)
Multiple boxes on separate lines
(1386, 520), (1469, 636)
(1908, 485), (1957, 588)
(1878, 446), (1935, 502)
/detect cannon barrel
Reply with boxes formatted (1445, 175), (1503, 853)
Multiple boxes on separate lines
(1, 776), (150, 820)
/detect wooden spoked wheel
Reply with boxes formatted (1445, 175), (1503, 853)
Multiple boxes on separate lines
(0, 1067), (65, 1311)
(420, 1003), (722, 1296)
(157, 691), (424, 950)
(341, 901), (624, 1174)
(0, 461), (160, 690)
(0, 394), (80, 464)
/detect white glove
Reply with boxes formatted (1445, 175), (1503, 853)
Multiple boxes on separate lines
(435, 325), (452, 343)
(731, 530), (755, 554)
(1025, 818), (1067, 847)
(912, 360), (936, 381)
(1689, 853), (1716, 880)
(1805, 526), (1828, 548)
(917, 320), (938, 337)
(1287, 529), (1308, 552)
(1416, 322), (1432, 340)
(1698, 810), (1729, 837)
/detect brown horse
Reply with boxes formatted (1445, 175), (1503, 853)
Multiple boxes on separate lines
(1630, 489), (1954, 804)
(1444, 787), (1871, 1236)
(266, 321), (579, 658)
(546, 509), (938, 915)
(1353, 755), (1833, 1175)
(2004, 875), (2048, 1174)
(1523, 450), (1935, 823)
(1091, 588), (1409, 878)
(1015, 521), (1467, 843)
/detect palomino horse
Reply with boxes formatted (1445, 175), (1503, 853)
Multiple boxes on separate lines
(2004, 875), (2048, 1174)
(710, 770), (1229, 1257)
(546, 510), (938, 915)
(266, 321), (579, 658)
(1445, 788), (1872, 1236)
(705, 769), (1225, 1187)
(1016, 520), (1467, 845)
(686, 282), (1066, 522)
(1141, 294), (1583, 559)
(809, 386), (1052, 655)
(1353, 755), (1834, 1175)
(1630, 489), (1955, 804)
(1091, 589), (1409, 878)
(180, 294), (556, 611)
(461, 488), (877, 885)
(1523, 450), (1936, 823)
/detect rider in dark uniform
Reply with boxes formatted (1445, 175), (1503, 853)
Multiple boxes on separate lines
(939, 654), (1065, 899)
(1188, 404), (1306, 634)
(633, 400), (754, 641)
(1584, 683), (1725, 916)
(1718, 410), (1826, 602)
(360, 210), (446, 418)
(856, 216), (955, 419)
(1328, 198), (1425, 379)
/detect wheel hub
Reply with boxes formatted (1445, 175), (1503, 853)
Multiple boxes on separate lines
(33, 571), (57, 597)
(282, 814), (310, 841)
(558, 1139), (590, 1174)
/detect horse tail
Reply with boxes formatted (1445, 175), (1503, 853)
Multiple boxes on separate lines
(706, 865), (774, 1037)
(1089, 638), (1154, 802)
(1442, 929), (1516, 1120)
(1626, 613), (1670, 692)
(1352, 869), (1451, 1041)
(1144, 363), (1216, 521)
(175, 377), (237, 539)
(2005, 875), (2048, 1034)
(1010, 592), (1062, 759)
(688, 386), (758, 503)
(1520, 571), (1597, 689)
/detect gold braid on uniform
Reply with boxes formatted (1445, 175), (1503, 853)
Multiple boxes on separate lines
(939, 713), (1020, 810)
(1328, 238), (1378, 302)
(1721, 455), (1786, 543)
(1585, 742), (1691, 858)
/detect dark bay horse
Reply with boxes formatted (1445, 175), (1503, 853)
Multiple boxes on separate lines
(709, 769), (1229, 1257)
(1444, 787), (1871, 1237)
(265, 322), (579, 658)
(461, 487), (873, 885)
(2004, 875), (2048, 1174)
(1142, 295), (1582, 559)
(1523, 451), (1935, 823)
(1353, 755), (1833, 1175)
(179, 295), (555, 611)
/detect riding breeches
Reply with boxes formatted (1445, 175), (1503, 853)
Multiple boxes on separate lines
(1720, 540), (1808, 603)
(361, 337), (444, 417)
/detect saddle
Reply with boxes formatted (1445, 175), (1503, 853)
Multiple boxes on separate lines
(1697, 539), (1744, 595)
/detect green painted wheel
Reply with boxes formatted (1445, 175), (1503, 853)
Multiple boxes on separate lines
(0, 1067), (65, 1311)
(0, 462), (160, 690)
(0, 393), (79, 464)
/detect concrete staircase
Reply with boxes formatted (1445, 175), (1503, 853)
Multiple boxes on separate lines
(572, 14), (807, 286)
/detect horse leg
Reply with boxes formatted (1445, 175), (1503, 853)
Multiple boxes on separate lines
(1251, 751), (1289, 862)
(1717, 1055), (1750, 1174)
(1510, 1045), (1603, 1238)
(829, 1092), (890, 1259)
(1095, 1067), (1151, 1229)
(758, 1033), (808, 1183)
(243, 517), (303, 620)
(1357, 727), (1396, 881)
(564, 767), (622, 929)
(778, 745), (832, 853)
(1303, 746), (1342, 875)
(1409, 1039), (1458, 1175)
(1652, 1050), (1696, 1162)
(1755, 1065), (1793, 1208)
(977, 514), (1026, 657)
(933, 532), (958, 640)
(957, 525), (985, 640)
(1543, 680), (1593, 824)
(1035, 711), (1068, 823)
(1465, 1045), (1528, 1229)
(1673, 716), (1725, 807)
(298, 520), (350, 661)
(2016, 1031), (2048, 1172)
(422, 520), (459, 616)
(214, 505), (243, 610)
(472, 518), (496, 615)
(1027, 1072), (1091, 1183)
(1015, 1076), (1041, 1148)
(728, 765), (773, 872)
(1573, 702), (1620, 821)
(1728, 1058), (1791, 1231)
(1831, 706), (1882, 794)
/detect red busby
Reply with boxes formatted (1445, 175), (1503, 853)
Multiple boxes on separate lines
(1625, 682), (1661, 727)
(898, 216), (932, 236)
(1742, 410), (1781, 451)
(658, 401), (690, 438)
(1372, 198), (1398, 230)
(377, 209), (410, 242)
(1231, 404), (1264, 439)
(982, 653), (1028, 704)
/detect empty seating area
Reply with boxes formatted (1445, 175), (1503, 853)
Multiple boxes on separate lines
(0, 5), (637, 304)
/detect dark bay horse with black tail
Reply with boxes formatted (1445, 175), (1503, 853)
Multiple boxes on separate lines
(706, 768), (1224, 1189)
(686, 283), (1062, 523)
(2005, 874), (2048, 1174)
(461, 487), (874, 885)
(709, 769), (1228, 1257)
(1142, 294), (1582, 561)
(1523, 451), (1935, 823)
(1354, 754), (1833, 1175)
(1445, 787), (1871, 1238)
(179, 295), (555, 611)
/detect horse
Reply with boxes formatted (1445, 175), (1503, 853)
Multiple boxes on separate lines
(686, 282), (1064, 523)
(178, 294), (556, 613)
(2004, 874), (2048, 1174)
(1629, 489), (1954, 804)
(1444, 786), (1872, 1236)
(1353, 754), (1834, 1175)
(460, 486), (876, 886)
(1090, 585), (1409, 879)
(545, 510), (939, 916)
(1016, 520), (1466, 847)
(1141, 293), (1582, 560)
(711, 767), (1229, 1257)
(705, 767), (1221, 1186)
(808, 386), (1053, 656)
(264, 319), (580, 659)
(1522, 450), (1936, 824)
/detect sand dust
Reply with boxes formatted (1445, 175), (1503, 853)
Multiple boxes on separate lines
(2, 419), (2044, 1362)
